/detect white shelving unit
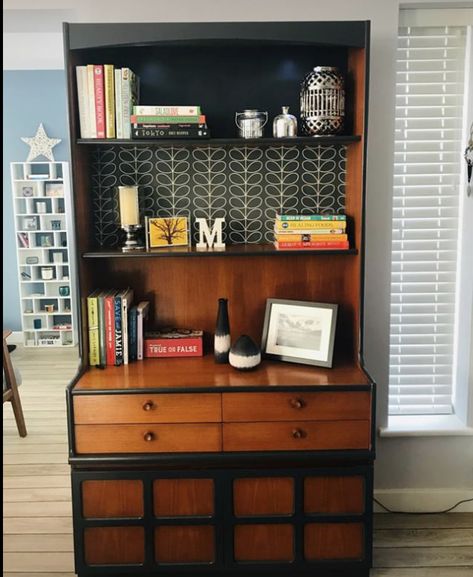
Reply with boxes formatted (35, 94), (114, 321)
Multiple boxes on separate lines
(11, 161), (77, 347)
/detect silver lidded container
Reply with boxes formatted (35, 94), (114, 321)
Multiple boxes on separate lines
(235, 109), (268, 138)
(300, 66), (345, 136)
(273, 106), (298, 138)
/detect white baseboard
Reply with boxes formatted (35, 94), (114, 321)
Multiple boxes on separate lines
(374, 489), (473, 513)
(6, 331), (23, 344)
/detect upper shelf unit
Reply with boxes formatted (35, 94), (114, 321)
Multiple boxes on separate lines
(65, 21), (369, 141)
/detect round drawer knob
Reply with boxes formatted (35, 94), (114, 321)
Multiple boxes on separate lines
(292, 428), (306, 439)
(143, 401), (155, 411)
(289, 398), (305, 410)
(143, 432), (155, 442)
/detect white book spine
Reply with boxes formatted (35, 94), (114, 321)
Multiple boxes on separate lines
(133, 105), (200, 116)
(86, 64), (97, 138)
(76, 66), (90, 138)
(114, 68), (123, 139)
(121, 68), (131, 139)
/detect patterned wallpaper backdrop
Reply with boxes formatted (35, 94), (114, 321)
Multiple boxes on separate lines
(91, 144), (346, 247)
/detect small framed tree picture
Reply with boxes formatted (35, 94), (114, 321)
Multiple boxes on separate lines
(145, 216), (189, 249)
(261, 299), (338, 368)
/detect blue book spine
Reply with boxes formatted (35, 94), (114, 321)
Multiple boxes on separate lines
(114, 295), (123, 366)
(129, 306), (138, 361)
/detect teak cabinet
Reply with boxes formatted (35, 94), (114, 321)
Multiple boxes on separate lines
(64, 20), (375, 577)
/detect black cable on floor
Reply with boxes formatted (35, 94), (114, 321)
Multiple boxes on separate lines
(373, 496), (473, 515)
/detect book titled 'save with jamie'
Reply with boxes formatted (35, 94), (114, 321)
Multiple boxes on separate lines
(144, 329), (203, 358)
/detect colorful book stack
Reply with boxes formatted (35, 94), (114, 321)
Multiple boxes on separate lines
(75, 65), (140, 139)
(87, 288), (150, 367)
(274, 214), (349, 250)
(131, 105), (210, 139)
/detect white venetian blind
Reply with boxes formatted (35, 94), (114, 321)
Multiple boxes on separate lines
(389, 24), (468, 415)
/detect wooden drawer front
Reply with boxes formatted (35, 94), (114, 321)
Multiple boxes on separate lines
(75, 424), (221, 454)
(223, 421), (370, 452)
(304, 522), (364, 560)
(304, 476), (365, 514)
(84, 527), (144, 565)
(222, 392), (370, 422)
(82, 480), (143, 518)
(155, 526), (215, 563)
(74, 393), (221, 424)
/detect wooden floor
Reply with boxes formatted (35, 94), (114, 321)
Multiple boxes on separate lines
(3, 345), (473, 577)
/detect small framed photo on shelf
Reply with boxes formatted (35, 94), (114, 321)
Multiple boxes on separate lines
(145, 216), (189, 249)
(45, 182), (64, 197)
(36, 233), (53, 248)
(20, 184), (35, 197)
(22, 216), (37, 230)
(261, 298), (338, 368)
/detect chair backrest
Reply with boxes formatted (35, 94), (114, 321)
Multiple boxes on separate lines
(3, 330), (27, 437)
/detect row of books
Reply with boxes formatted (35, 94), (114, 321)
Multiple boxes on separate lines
(87, 288), (149, 366)
(130, 105), (210, 140)
(76, 65), (139, 139)
(274, 214), (349, 250)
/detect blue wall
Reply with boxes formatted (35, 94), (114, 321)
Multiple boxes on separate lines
(3, 70), (70, 330)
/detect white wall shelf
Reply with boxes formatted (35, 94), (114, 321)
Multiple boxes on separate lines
(11, 161), (77, 348)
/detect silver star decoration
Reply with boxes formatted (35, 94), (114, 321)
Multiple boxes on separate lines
(21, 123), (61, 162)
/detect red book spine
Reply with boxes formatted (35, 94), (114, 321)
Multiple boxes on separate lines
(144, 337), (203, 358)
(105, 295), (116, 365)
(275, 241), (350, 249)
(93, 65), (106, 138)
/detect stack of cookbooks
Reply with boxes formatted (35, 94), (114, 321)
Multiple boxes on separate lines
(131, 105), (210, 139)
(274, 214), (349, 250)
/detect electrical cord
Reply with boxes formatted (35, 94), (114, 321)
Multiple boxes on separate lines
(373, 497), (473, 515)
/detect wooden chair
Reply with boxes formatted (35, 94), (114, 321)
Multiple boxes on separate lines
(3, 329), (27, 437)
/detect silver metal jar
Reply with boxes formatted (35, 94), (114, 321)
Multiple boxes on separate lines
(300, 66), (345, 136)
(273, 106), (298, 138)
(235, 109), (268, 138)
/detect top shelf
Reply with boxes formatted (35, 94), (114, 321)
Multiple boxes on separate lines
(77, 135), (362, 147)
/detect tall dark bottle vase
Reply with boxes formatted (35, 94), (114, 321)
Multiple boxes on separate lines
(214, 298), (231, 363)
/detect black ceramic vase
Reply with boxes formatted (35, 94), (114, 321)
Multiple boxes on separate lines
(229, 335), (261, 371)
(214, 298), (231, 363)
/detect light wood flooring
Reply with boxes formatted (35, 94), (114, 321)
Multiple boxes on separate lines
(3, 345), (473, 576)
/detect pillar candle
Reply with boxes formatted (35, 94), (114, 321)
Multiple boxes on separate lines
(118, 186), (139, 226)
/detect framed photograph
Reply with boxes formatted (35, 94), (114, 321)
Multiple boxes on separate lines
(20, 184), (35, 197)
(261, 299), (338, 368)
(145, 216), (189, 248)
(23, 216), (37, 230)
(45, 182), (64, 197)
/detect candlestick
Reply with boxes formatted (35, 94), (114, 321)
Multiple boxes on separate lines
(118, 185), (140, 226)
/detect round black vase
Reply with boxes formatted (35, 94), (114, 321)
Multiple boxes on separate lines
(214, 298), (230, 363)
(229, 335), (261, 371)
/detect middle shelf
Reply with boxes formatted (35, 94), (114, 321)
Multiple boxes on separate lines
(83, 244), (358, 259)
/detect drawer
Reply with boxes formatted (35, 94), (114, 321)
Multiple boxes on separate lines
(223, 421), (370, 452)
(75, 424), (222, 453)
(222, 392), (370, 422)
(74, 393), (221, 424)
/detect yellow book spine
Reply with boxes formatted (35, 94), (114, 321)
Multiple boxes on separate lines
(87, 295), (100, 366)
(274, 220), (347, 232)
(275, 220), (347, 231)
(274, 234), (348, 242)
(104, 64), (115, 138)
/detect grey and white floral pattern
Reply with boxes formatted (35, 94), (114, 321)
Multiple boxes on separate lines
(90, 143), (346, 247)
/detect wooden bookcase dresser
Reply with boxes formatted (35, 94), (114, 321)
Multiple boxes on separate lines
(64, 20), (375, 577)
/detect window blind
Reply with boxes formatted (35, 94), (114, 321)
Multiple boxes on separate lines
(389, 25), (467, 415)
